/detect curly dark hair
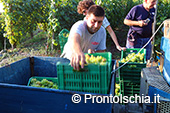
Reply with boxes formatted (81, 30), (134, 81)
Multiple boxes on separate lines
(77, 0), (95, 14)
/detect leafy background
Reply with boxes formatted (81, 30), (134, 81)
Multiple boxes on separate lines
(0, 0), (169, 66)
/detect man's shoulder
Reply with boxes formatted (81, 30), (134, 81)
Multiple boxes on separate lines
(98, 26), (106, 34)
(131, 4), (143, 10)
(72, 20), (86, 29)
(127, 4), (143, 15)
(100, 26), (105, 31)
(74, 20), (85, 25)
(71, 20), (85, 29)
(136, 4), (143, 8)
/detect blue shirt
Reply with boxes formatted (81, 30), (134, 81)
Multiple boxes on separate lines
(125, 4), (155, 38)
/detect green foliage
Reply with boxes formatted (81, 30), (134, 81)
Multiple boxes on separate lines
(53, 0), (83, 30)
(0, 0), (50, 47)
(0, 14), (5, 50)
(23, 31), (47, 45)
(97, 0), (142, 28)
(0, 0), (169, 53)
(51, 0), (83, 43)
(0, 14), (5, 33)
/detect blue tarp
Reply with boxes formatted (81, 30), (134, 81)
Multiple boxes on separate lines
(160, 37), (170, 85)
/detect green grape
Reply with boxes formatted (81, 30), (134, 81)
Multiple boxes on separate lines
(48, 81), (54, 87)
(83, 54), (107, 65)
(63, 33), (69, 38)
(139, 56), (144, 61)
(35, 81), (41, 85)
(115, 83), (120, 96)
(131, 52), (135, 56)
(31, 84), (40, 87)
(31, 78), (37, 84)
(123, 52), (145, 63)
(30, 78), (58, 89)
(41, 79), (49, 86)
(52, 84), (59, 89)
(100, 62), (106, 65)
(121, 58), (126, 63)
(126, 57), (129, 61)
(131, 57), (136, 62)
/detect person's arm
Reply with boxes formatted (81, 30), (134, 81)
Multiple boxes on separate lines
(70, 33), (85, 71)
(106, 25), (126, 51)
(124, 19), (148, 27)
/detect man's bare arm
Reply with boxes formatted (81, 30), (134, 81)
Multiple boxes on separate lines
(70, 33), (85, 70)
(124, 19), (147, 27)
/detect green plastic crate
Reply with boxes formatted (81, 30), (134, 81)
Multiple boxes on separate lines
(118, 64), (146, 82)
(58, 29), (69, 53)
(57, 52), (112, 94)
(120, 81), (140, 97)
(118, 48), (146, 82)
(119, 81), (140, 104)
(27, 76), (58, 89)
(120, 48), (146, 61)
(118, 48), (146, 102)
(120, 81), (140, 96)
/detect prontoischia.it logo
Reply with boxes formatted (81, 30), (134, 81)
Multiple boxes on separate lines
(72, 94), (160, 104)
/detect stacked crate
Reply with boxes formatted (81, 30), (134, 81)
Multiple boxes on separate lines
(118, 48), (146, 99)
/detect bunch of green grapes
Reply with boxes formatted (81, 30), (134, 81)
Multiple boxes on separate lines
(84, 54), (107, 65)
(30, 78), (58, 89)
(121, 52), (145, 63)
(62, 32), (69, 38)
(115, 83), (120, 96)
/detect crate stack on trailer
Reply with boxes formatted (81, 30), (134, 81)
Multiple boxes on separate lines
(118, 48), (147, 103)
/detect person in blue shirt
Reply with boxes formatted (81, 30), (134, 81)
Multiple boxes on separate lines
(124, 0), (156, 61)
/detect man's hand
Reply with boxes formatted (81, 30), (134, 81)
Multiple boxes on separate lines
(88, 49), (95, 54)
(69, 33), (85, 71)
(71, 51), (85, 71)
(138, 20), (148, 27)
(116, 45), (126, 51)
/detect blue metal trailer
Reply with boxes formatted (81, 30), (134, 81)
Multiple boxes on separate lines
(0, 56), (116, 113)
